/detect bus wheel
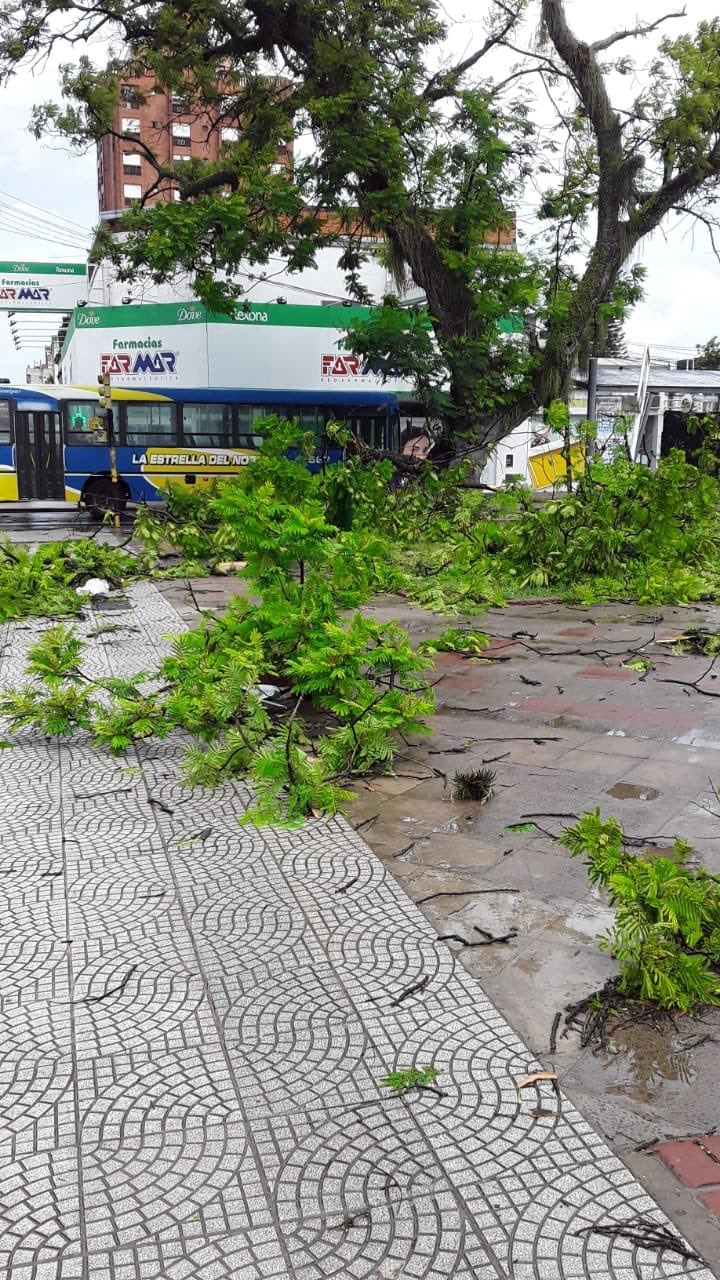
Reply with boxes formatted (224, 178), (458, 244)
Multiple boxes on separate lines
(82, 478), (129, 519)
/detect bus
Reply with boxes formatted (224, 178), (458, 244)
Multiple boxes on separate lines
(0, 384), (401, 512)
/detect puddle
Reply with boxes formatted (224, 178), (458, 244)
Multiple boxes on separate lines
(93, 596), (132, 613)
(595, 1023), (697, 1103)
(564, 902), (616, 939)
(676, 733), (720, 751)
(606, 781), (660, 801)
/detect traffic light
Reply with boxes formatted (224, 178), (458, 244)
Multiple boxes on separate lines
(97, 371), (112, 413)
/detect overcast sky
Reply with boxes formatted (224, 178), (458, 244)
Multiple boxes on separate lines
(0, 0), (718, 379)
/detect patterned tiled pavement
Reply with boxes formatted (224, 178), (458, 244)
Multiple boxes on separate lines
(0, 581), (715, 1279)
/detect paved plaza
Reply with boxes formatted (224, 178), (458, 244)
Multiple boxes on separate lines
(0, 580), (715, 1278)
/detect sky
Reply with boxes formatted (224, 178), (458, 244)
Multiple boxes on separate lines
(0, 0), (718, 379)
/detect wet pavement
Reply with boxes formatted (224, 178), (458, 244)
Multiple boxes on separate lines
(0, 531), (718, 1276)
(169, 578), (720, 1273)
(339, 593), (720, 1272)
(160, 579), (720, 1265)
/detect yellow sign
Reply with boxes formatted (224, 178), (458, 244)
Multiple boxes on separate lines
(529, 444), (585, 489)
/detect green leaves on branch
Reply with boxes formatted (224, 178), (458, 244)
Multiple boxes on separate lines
(0, 537), (141, 623)
(3, 420), (434, 825)
(561, 810), (720, 1012)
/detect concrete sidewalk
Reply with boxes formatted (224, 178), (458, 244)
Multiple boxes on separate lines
(0, 581), (715, 1278)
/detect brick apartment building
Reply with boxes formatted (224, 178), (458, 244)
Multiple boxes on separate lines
(97, 72), (293, 220)
(96, 74), (515, 251)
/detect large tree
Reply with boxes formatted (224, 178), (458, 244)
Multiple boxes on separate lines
(5, 0), (720, 457)
(696, 337), (720, 369)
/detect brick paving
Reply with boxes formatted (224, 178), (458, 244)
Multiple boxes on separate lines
(0, 581), (715, 1278)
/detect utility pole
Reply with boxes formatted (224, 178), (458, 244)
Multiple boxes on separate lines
(97, 370), (120, 529)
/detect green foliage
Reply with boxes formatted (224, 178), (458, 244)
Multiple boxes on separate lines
(452, 767), (495, 802)
(493, 451), (720, 604)
(672, 627), (720, 656)
(17, 1), (720, 455)
(560, 810), (720, 1012)
(695, 336), (720, 370)
(420, 627), (490, 656)
(6, 421), (434, 825)
(379, 1066), (439, 1093)
(0, 625), (100, 736)
(0, 538), (141, 622)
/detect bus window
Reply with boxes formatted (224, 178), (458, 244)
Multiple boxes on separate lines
(65, 402), (96, 444)
(182, 403), (233, 447)
(0, 400), (10, 444)
(352, 416), (379, 448)
(124, 403), (175, 444)
(298, 407), (318, 434)
(237, 404), (267, 448)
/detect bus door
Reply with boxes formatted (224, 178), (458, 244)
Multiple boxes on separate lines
(15, 410), (65, 500)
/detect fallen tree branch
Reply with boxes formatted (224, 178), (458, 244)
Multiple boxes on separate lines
(473, 926), (517, 945)
(574, 1219), (703, 1265)
(417, 887), (519, 904)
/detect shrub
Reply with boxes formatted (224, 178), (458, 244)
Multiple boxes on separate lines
(560, 810), (720, 1012)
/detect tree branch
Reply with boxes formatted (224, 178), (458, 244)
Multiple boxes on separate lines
(422, 3), (522, 102)
(590, 10), (686, 55)
(629, 138), (720, 239)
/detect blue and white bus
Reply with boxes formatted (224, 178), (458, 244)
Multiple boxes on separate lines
(0, 384), (401, 512)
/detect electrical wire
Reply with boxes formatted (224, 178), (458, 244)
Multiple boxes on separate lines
(0, 204), (90, 243)
(0, 189), (91, 234)
(0, 227), (88, 251)
(0, 222), (90, 252)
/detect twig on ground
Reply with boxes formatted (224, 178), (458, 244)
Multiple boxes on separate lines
(473, 926), (517, 945)
(550, 1011), (562, 1053)
(148, 795), (174, 814)
(335, 874), (360, 894)
(657, 654), (720, 699)
(391, 975), (430, 1006)
(417, 887), (519, 905)
(521, 811), (579, 820)
(354, 814), (379, 832)
(393, 839), (422, 859)
(573, 1220), (703, 1264)
(79, 965), (138, 1004)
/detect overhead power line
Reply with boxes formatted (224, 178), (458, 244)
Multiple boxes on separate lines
(0, 213), (89, 246)
(0, 201), (89, 242)
(0, 189), (91, 235)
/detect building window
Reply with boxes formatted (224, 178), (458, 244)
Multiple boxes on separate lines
(182, 404), (234, 447)
(123, 183), (143, 205)
(0, 400), (10, 444)
(172, 134), (191, 149)
(170, 93), (190, 113)
(122, 153), (142, 177)
(124, 403), (175, 445)
(120, 85), (143, 108)
(505, 453), (514, 468)
(172, 189), (181, 201)
(270, 163), (284, 174)
(220, 126), (239, 142)
(172, 122), (191, 138)
(173, 153), (190, 164)
(121, 117), (141, 135)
